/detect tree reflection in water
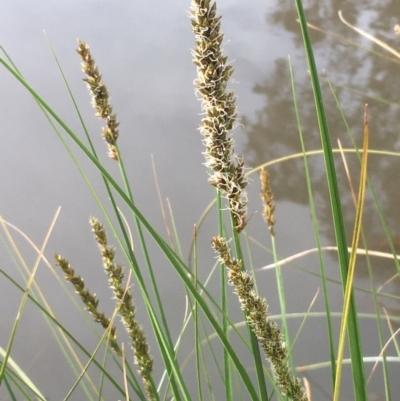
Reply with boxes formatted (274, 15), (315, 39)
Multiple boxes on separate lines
(244, 3), (400, 277)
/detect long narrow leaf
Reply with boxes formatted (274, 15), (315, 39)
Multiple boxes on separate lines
(334, 105), (369, 400)
(293, 1), (367, 399)
(288, 55), (337, 390)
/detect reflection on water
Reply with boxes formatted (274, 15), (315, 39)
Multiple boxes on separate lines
(244, 3), (400, 282)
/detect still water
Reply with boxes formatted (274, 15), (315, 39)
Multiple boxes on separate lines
(1, 0), (400, 399)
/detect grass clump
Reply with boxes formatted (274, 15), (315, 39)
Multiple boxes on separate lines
(1, 0), (398, 400)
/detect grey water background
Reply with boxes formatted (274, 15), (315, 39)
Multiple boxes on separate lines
(1, 0), (400, 399)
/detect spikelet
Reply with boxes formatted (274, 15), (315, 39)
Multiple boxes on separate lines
(77, 40), (120, 161)
(190, 0), (248, 232)
(211, 236), (308, 401)
(54, 255), (121, 356)
(90, 217), (156, 401)
(260, 168), (276, 236)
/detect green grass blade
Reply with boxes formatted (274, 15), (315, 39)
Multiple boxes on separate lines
(270, 235), (293, 369)
(364, 246), (392, 401)
(0, 349), (46, 400)
(293, 1), (367, 399)
(288, 55), (336, 390)
(325, 76), (394, 400)
(334, 106), (369, 400)
(193, 226), (203, 401)
(217, 190), (233, 401)
(114, 145), (182, 401)
(2, 374), (19, 401)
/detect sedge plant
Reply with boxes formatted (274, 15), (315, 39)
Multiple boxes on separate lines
(1, 0), (399, 400)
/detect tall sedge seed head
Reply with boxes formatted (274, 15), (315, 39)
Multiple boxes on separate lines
(54, 254), (121, 356)
(76, 40), (120, 161)
(191, 0), (248, 232)
(211, 236), (308, 401)
(90, 217), (156, 401)
(260, 168), (276, 236)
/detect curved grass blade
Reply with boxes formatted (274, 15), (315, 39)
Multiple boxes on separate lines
(0, 271), (132, 399)
(0, 208), (60, 386)
(0, 349), (46, 400)
(288, 55), (336, 391)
